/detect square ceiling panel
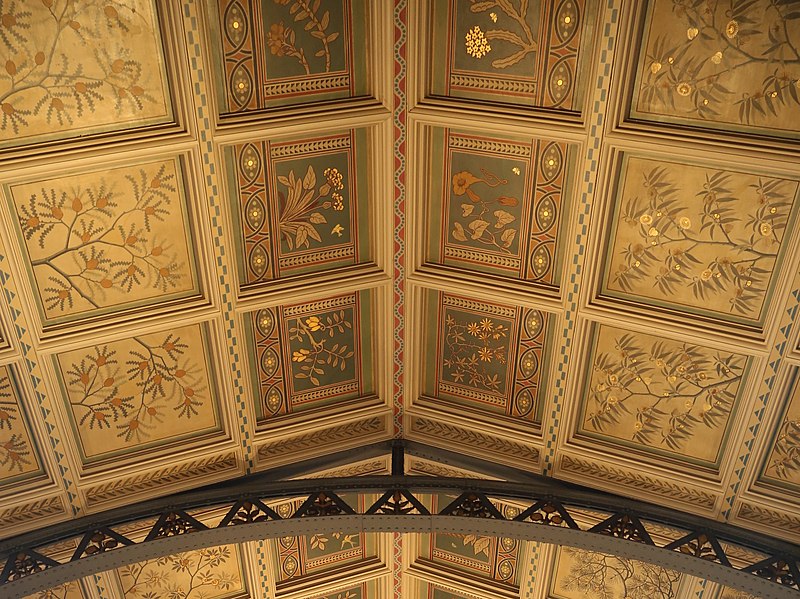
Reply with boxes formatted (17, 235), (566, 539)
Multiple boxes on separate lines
(244, 289), (376, 424)
(419, 126), (575, 291)
(50, 322), (225, 471)
(418, 289), (554, 426)
(595, 151), (800, 332)
(211, 0), (370, 116)
(0, 0), (173, 150)
(628, 0), (800, 140)
(0, 365), (45, 492)
(573, 321), (752, 469)
(427, 0), (594, 113)
(225, 128), (373, 292)
(4, 156), (204, 333)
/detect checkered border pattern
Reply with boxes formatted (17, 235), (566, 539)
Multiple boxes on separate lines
(542, 0), (620, 474)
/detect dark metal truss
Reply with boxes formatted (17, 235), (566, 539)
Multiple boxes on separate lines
(0, 441), (798, 598)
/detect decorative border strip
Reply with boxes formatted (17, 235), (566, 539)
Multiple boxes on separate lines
(270, 136), (352, 159)
(282, 294), (356, 317)
(448, 135), (532, 157)
(441, 294), (517, 318)
(264, 74), (351, 97)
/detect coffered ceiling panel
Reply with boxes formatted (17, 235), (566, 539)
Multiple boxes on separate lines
(115, 544), (248, 598)
(224, 128), (374, 292)
(427, 0), (594, 113)
(419, 126), (576, 291)
(244, 289), (376, 425)
(628, 0), (800, 139)
(0, 365), (45, 491)
(0, 0), (172, 150)
(595, 150), (800, 332)
(758, 366), (800, 491)
(418, 289), (554, 427)
(49, 321), (226, 472)
(5, 156), (204, 332)
(572, 321), (751, 468)
(210, 0), (371, 117)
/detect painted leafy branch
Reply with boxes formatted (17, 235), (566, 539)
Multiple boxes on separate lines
(770, 415), (800, 479)
(614, 166), (792, 316)
(586, 332), (745, 452)
(277, 165), (346, 251)
(562, 549), (679, 599)
(466, 0), (538, 68)
(266, 0), (339, 73)
(442, 313), (508, 393)
(640, 0), (800, 123)
(0, 373), (31, 474)
(120, 546), (238, 598)
(289, 309), (354, 386)
(450, 168), (518, 254)
(0, 0), (159, 135)
(309, 531), (358, 551)
(65, 333), (206, 444)
(18, 165), (185, 315)
(26, 581), (81, 599)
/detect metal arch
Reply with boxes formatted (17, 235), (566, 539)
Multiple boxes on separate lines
(0, 441), (797, 597)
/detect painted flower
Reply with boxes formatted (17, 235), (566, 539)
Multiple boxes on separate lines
(452, 171), (481, 202)
(648, 227), (659, 237)
(267, 22), (287, 55)
(700, 269), (713, 281)
(678, 216), (692, 229)
(478, 347), (493, 362)
(305, 316), (322, 331)
(634, 421), (643, 431)
(480, 318), (494, 331)
(760, 222), (773, 236)
(711, 51), (723, 64)
(677, 82), (692, 96)
(725, 19), (739, 38)
(467, 322), (481, 336)
(650, 61), (662, 74)
(639, 213), (653, 225)
(607, 395), (618, 405)
(465, 25), (491, 58)
(687, 27), (698, 40)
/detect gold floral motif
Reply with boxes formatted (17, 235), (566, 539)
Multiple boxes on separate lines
(288, 309), (354, 387)
(267, 0), (339, 73)
(465, 25), (491, 58)
(442, 313), (508, 393)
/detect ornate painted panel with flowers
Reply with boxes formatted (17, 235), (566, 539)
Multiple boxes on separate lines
(576, 323), (750, 466)
(52, 323), (223, 468)
(0, 0), (172, 150)
(211, 0), (369, 115)
(0, 366), (45, 489)
(423, 127), (574, 288)
(548, 547), (682, 598)
(760, 368), (800, 490)
(599, 154), (800, 329)
(245, 290), (374, 423)
(418, 495), (523, 588)
(630, 0), (800, 139)
(226, 129), (371, 291)
(6, 157), (201, 330)
(421, 290), (551, 424)
(428, 0), (592, 112)
(115, 544), (247, 598)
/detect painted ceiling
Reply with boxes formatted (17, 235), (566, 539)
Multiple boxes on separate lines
(0, 0), (798, 598)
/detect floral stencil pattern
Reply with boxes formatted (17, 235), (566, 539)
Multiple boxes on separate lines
(464, 0), (539, 69)
(57, 324), (219, 461)
(289, 309), (354, 388)
(11, 159), (196, 324)
(442, 312), (510, 393)
(582, 325), (746, 462)
(605, 156), (798, 323)
(0, 0), (170, 147)
(266, 0), (340, 73)
(118, 545), (244, 598)
(634, 0), (800, 134)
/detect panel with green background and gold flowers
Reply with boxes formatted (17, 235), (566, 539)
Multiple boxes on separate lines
(428, 0), (594, 112)
(599, 152), (800, 330)
(630, 0), (800, 139)
(423, 127), (575, 289)
(225, 128), (372, 292)
(211, 0), (370, 115)
(244, 290), (374, 423)
(0, 0), (173, 150)
(421, 290), (553, 424)
(575, 322), (751, 468)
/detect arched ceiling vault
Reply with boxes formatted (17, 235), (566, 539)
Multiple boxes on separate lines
(0, 0), (798, 598)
